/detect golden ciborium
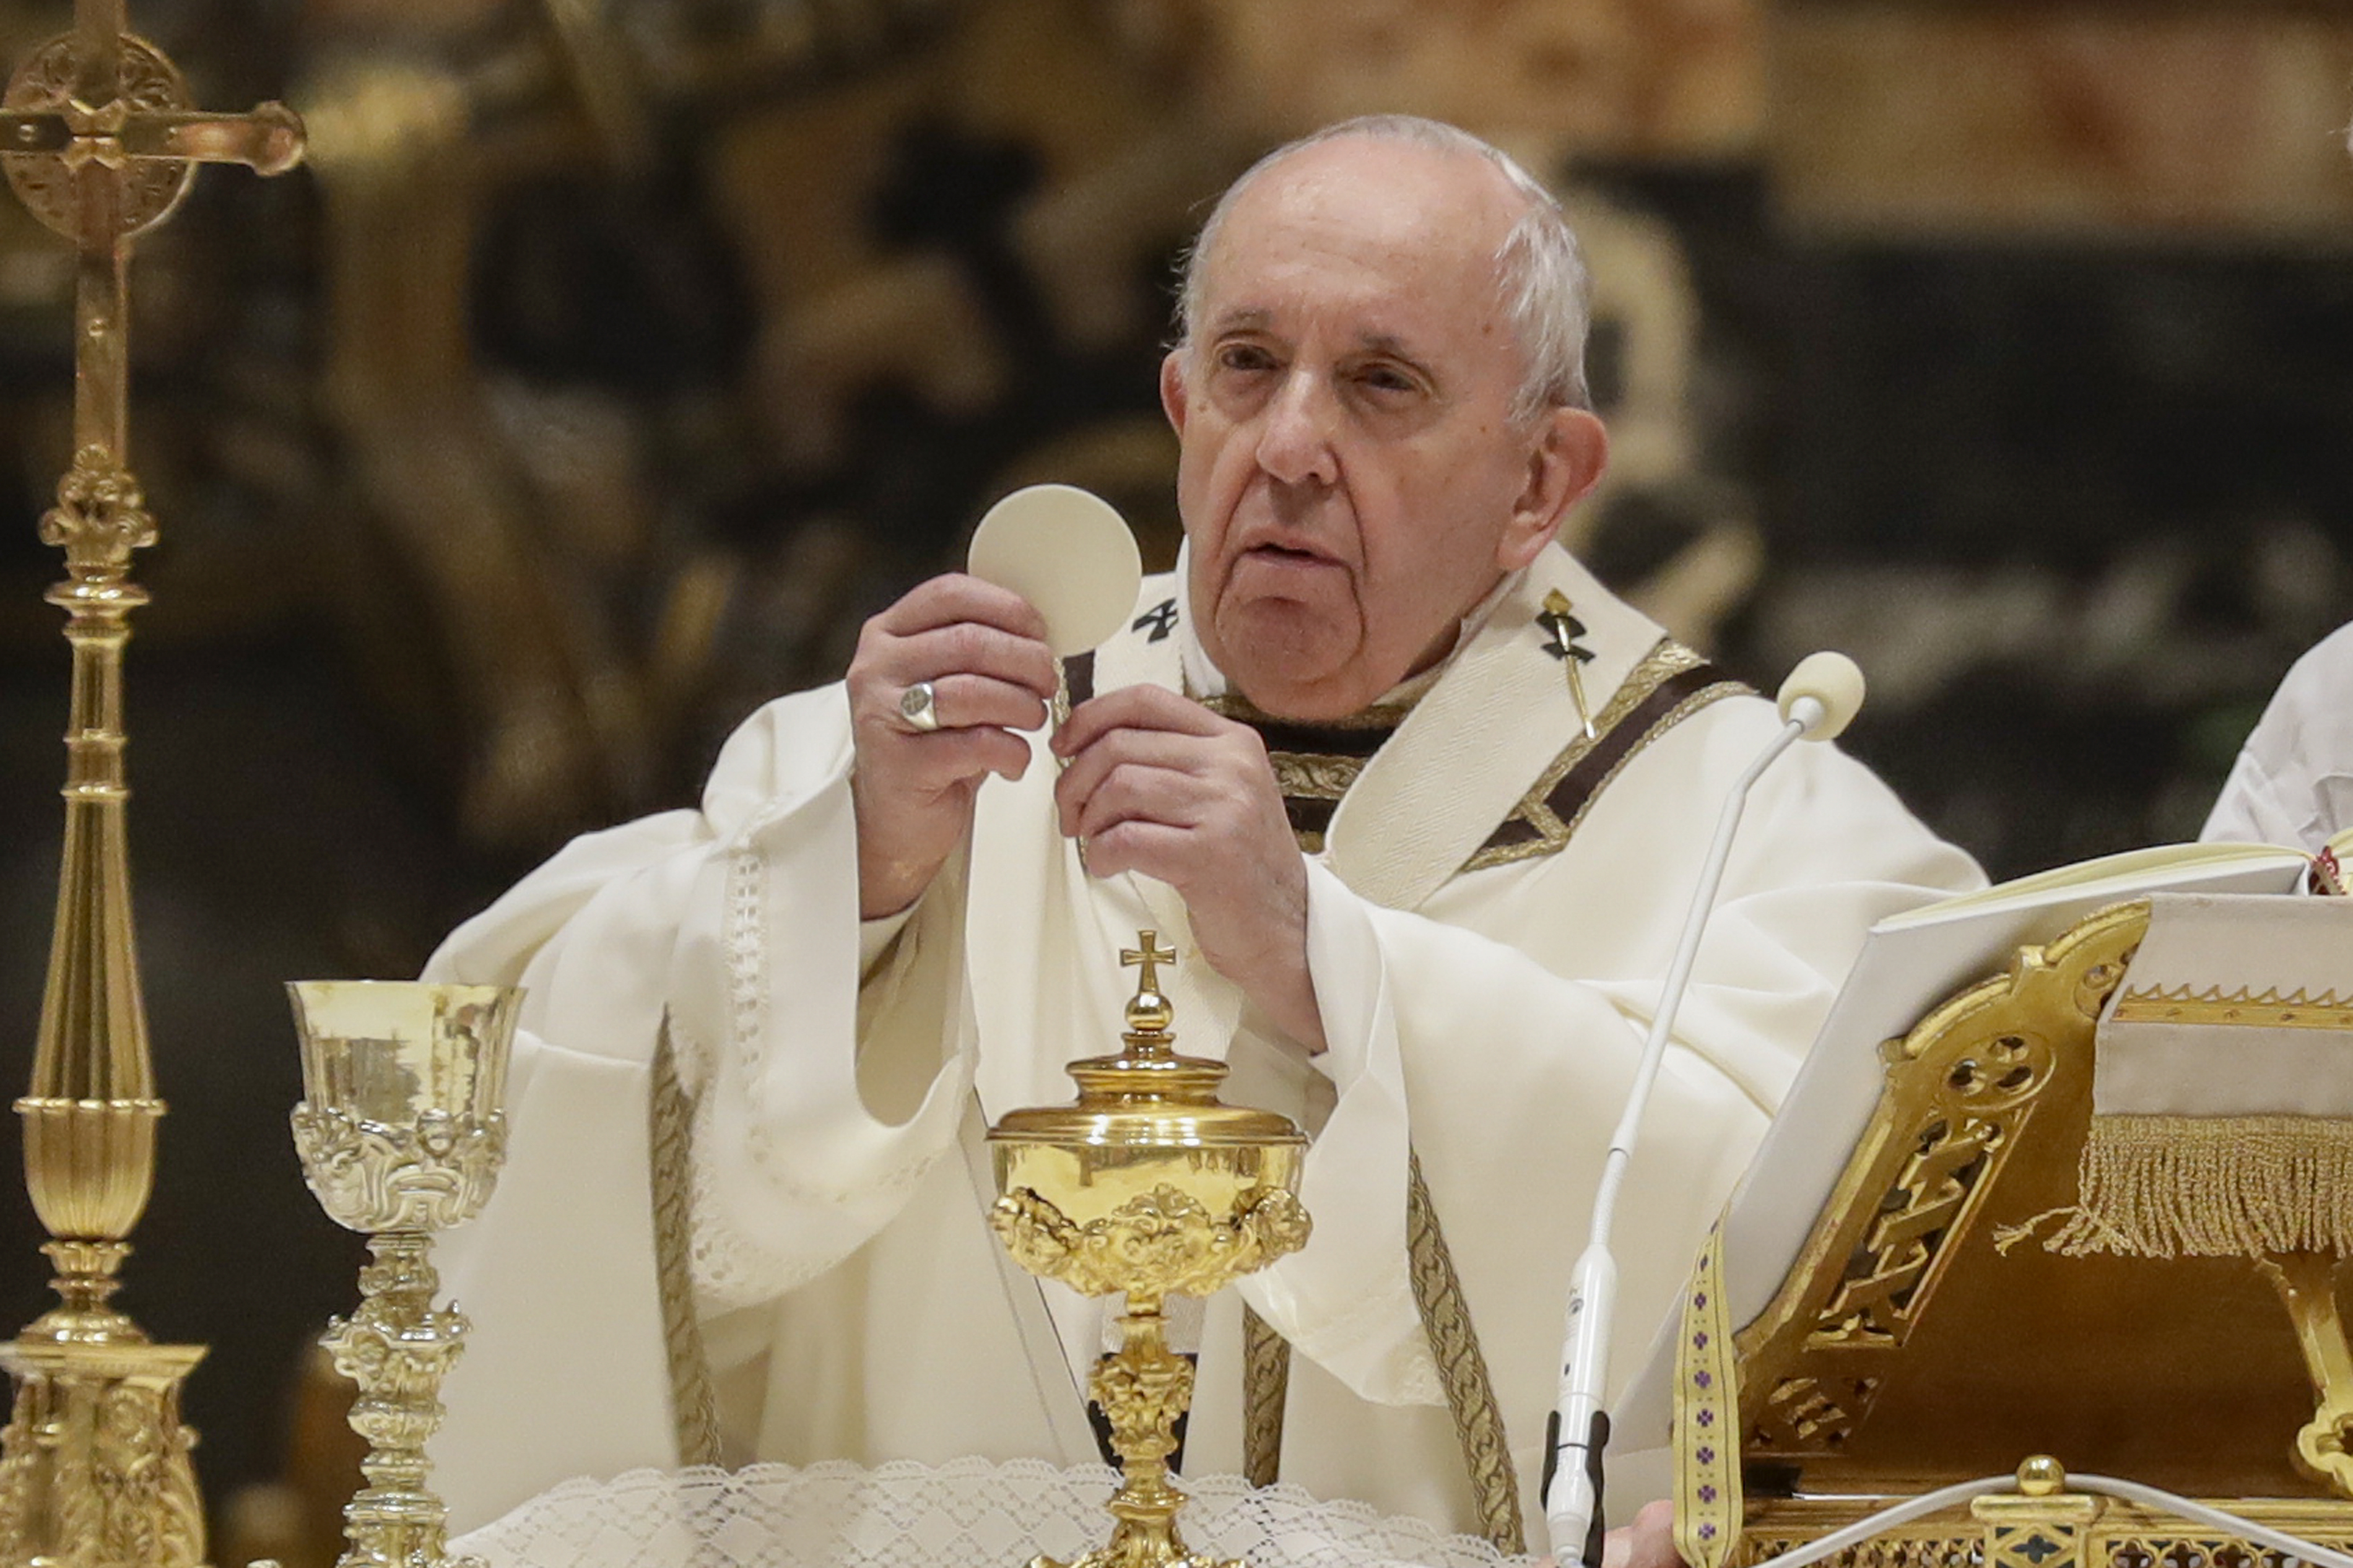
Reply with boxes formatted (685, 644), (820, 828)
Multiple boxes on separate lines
(285, 981), (518, 1568)
(988, 932), (1312, 1568)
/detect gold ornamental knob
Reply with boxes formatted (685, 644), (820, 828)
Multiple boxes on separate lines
(2016, 1455), (2066, 1497)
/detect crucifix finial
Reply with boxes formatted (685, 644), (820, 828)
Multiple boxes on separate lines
(1120, 931), (1178, 1041)
(1121, 930), (1175, 997)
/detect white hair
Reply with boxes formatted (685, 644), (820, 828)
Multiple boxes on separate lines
(1175, 115), (1594, 420)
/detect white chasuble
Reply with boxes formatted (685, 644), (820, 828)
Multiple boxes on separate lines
(424, 544), (1983, 1540)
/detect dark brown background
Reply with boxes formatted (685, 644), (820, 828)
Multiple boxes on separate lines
(1, 0), (2351, 1556)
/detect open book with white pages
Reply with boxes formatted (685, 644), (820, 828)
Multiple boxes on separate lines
(1609, 825), (2351, 1465)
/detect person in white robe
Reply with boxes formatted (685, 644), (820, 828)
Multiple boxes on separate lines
(2203, 620), (2353, 854)
(422, 115), (1985, 1550)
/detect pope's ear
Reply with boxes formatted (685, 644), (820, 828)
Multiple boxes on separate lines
(1499, 407), (1608, 571)
(1160, 350), (1191, 436)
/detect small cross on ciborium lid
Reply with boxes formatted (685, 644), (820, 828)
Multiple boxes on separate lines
(988, 932), (1312, 1568)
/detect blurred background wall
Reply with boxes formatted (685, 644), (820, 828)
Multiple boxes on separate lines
(1, 0), (2351, 1559)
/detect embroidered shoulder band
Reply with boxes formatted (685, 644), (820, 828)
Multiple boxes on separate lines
(1466, 639), (1749, 873)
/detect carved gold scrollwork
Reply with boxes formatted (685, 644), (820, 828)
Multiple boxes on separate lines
(1735, 903), (2146, 1463)
(1090, 1322), (1196, 1466)
(2255, 1253), (2353, 1499)
(1794, 1029), (2050, 1359)
(317, 1234), (481, 1568)
(1751, 1375), (1882, 1452)
(989, 1183), (1310, 1302)
(0, 1348), (207, 1568)
(92, 1380), (207, 1567)
(289, 1104), (507, 1234)
(2, 34), (197, 239)
(0, 1389), (32, 1567)
(39, 447), (155, 579)
(1811, 1114), (2004, 1346)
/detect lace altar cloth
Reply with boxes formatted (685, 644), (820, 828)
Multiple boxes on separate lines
(450, 1458), (1541, 1568)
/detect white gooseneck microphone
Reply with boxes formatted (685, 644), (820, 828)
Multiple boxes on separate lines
(1542, 651), (1866, 1567)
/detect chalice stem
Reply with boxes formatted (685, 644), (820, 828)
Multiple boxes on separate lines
(322, 1232), (476, 1568)
(1055, 1295), (1233, 1568)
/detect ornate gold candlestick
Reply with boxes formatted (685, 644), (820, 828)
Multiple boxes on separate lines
(0, 7), (302, 1564)
(988, 933), (1311, 1568)
(285, 981), (518, 1568)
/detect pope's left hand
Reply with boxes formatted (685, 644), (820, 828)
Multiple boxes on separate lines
(1051, 685), (1325, 1053)
(1602, 1501), (1684, 1568)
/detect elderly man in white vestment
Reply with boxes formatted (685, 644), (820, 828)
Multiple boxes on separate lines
(424, 115), (1984, 1547)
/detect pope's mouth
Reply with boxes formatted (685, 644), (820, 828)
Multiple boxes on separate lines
(1228, 546), (1346, 600)
(1238, 543), (1341, 570)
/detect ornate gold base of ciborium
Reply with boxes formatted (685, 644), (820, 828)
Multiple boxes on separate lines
(285, 981), (517, 1568)
(988, 933), (1312, 1568)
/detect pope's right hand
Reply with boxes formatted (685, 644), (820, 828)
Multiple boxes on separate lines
(848, 574), (1059, 920)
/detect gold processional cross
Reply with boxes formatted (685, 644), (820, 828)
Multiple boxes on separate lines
(0, 4), (301, 1564)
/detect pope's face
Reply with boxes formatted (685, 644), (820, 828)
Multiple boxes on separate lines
(1163, 136), (1606, 721)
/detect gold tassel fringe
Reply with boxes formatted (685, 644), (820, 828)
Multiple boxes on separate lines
(2043, 1114), (2353, 1259)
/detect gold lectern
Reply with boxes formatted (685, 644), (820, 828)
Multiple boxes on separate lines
(1677, 899), (2353, 1568)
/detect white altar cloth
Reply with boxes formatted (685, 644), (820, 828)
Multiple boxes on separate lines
(448, 1457), (1541, 1568)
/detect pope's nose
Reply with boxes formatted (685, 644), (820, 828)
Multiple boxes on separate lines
(1253, 371), (1341, 488)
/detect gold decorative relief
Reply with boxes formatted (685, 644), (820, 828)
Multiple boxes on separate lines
(1810, 1112), (2009, 1347)
(1734, 903), (2144, 1462)
(990, 1184), (1310, 1304)
(1750, 1375), (1881, 1452)
(287, 980), (519, 1568)
(289, 1106), (508, 1235)
(2, 33), (196, 239)
(988, 934), (1310, 1568)
(38, 448), (154, 578)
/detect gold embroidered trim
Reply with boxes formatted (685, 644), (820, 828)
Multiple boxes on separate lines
(2038, 1114), (2353, 1260)
(1192, 682), (1410, 855)
(1463, 640), (1745, 874)
(1242, 1305), (1290, 1489)
(1269, 753), (1363, 801)
(651, 1023), (723, 1465)
(1674, 1222), (1742, 1568)
(1407, 1151), (1525, 1554)
(2111, 985), (2353, 1030)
